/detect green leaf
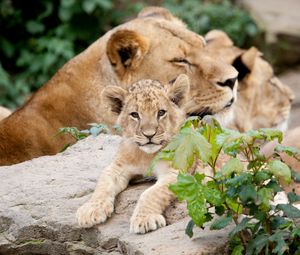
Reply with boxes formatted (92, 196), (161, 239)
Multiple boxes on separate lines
(269, 232), (288, 255)
(254, 170), (271, 183)
(163, 127), (212, 171)
(246, 233), (269, 255)
(292, 225), (300, 237)
(185, 219), (195, 238)
(275, 145), (300, 157)
(225, 197), (243, 214)
(239, 184), (257, 203)
(169, 173), (198, 202)
(229, 217), (250, 238)
(257, 188), (273, 209)
(287, 192), (300, 204)
(203, 186), (223, 206)
(215, 158), (244, 179)
(291, 169), (300, 182)
(232, 244), (244, 255)
(26, 20), (45, 34)
(187, 198), (208, 227)
(276, 204), (300, 218)
(270, 216), (293, 230)
(268, 160), (291, 184)
(210, 214), (232, 230)
(215, 205), (225, 216)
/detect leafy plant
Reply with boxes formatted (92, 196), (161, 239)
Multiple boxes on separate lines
(152, 117), (300, 254)
(163, 0), (258, 47)
(57, 123), (122, 151)
(0, 0), (144, 108)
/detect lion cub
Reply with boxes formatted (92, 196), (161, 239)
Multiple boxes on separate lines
(76, 74), (189, 233)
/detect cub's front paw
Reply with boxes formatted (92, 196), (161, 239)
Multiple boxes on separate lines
(130, 213), (166, 234)
(76, 199), (114, 228)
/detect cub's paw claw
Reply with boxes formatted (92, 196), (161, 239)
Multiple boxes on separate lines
(76, 200), (114, 228)
(130, 214), (166, 234)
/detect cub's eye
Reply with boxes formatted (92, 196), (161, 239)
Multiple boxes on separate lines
(130, 112), (140, 119)
(157, 110), (166, 118)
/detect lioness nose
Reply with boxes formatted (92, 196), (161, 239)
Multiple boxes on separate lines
(142, 130), (156, 140)
(217, 77), (237, 90)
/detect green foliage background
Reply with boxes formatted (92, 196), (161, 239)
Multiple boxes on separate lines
(0, 0), (257, 108)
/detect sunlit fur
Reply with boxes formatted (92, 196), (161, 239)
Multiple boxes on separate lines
(205, 30), (294, 132)
(77, 75), (191, 234)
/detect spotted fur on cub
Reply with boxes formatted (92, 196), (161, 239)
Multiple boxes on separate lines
(77, 74), (189, 234)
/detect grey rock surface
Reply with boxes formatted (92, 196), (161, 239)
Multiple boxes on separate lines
(0, 134), (230, 255)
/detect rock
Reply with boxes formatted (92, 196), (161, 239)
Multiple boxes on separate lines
(240, 0), (300, 69)
(278, 66), (300, 128)
(0, 134), (230, 255)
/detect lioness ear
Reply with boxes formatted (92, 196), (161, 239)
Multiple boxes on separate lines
(102, 86), (128, 114)
(241, 47), (262, 70)
(232, 54), (251, 81)
(205, 30), (233, 47)
(168, 74), (190, 107)
(106, 30), (149, 78)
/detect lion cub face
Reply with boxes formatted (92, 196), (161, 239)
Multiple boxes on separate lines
(102, 74), (189, 154)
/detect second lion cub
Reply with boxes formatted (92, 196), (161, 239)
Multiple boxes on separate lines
(76, 74), (189, 234)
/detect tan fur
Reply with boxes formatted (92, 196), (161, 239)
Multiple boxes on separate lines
(0, 106), (11, 121)
(205, 30), (294, 132)
(76, 75), (189, 233)
(0, 8), (238, 166)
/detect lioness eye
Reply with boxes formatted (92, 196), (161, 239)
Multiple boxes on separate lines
(157, 110), (166, 118)
(130, 112), (140, 119)
(171, 58), (191, 65)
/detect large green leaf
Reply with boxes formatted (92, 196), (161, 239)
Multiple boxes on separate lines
(187, 198), (208, 226)
(269, 232), (288, 255)
(203, 186), (223, 206)
(210, 214), (233, 230)
(163, 127), (212, 171)
(276, 204), (300, 218)
(215, 158), (244, 179)
(239, 184), (257, 203)
(267, 160), (291, 184)
(257, 187), (273, 209)
(169, 173), (198, 202)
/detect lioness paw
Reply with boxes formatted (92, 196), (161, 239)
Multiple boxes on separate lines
(130, 213), (166, 234)
(76, 200), (114, 228)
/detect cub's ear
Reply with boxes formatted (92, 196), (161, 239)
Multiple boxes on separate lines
(106, 30), (149, 78)
(102, 86), (128, 114)
(168, 74), (190, 107)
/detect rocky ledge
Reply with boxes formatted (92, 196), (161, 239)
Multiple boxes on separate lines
(0, 135), (230, 255)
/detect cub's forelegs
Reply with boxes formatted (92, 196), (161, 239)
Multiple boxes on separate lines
(77, 160), (136, 228)
(130, 161), (177, 234)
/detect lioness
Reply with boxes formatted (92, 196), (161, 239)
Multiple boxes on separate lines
(0, 7), (238, 166)
(77, 74), (189, 233)
(205, 30), (294, 132)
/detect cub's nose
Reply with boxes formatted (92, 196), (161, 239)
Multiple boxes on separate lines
(217, 76), (237, 90)
(142, 131), (156, 140)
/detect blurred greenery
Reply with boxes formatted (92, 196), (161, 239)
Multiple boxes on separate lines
(0, 0), (257, 108)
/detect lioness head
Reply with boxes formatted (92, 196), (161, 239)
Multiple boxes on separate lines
(205, 30), (294, 132)
(102, 74), (189, 154)
(100, 7), (238, 127)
